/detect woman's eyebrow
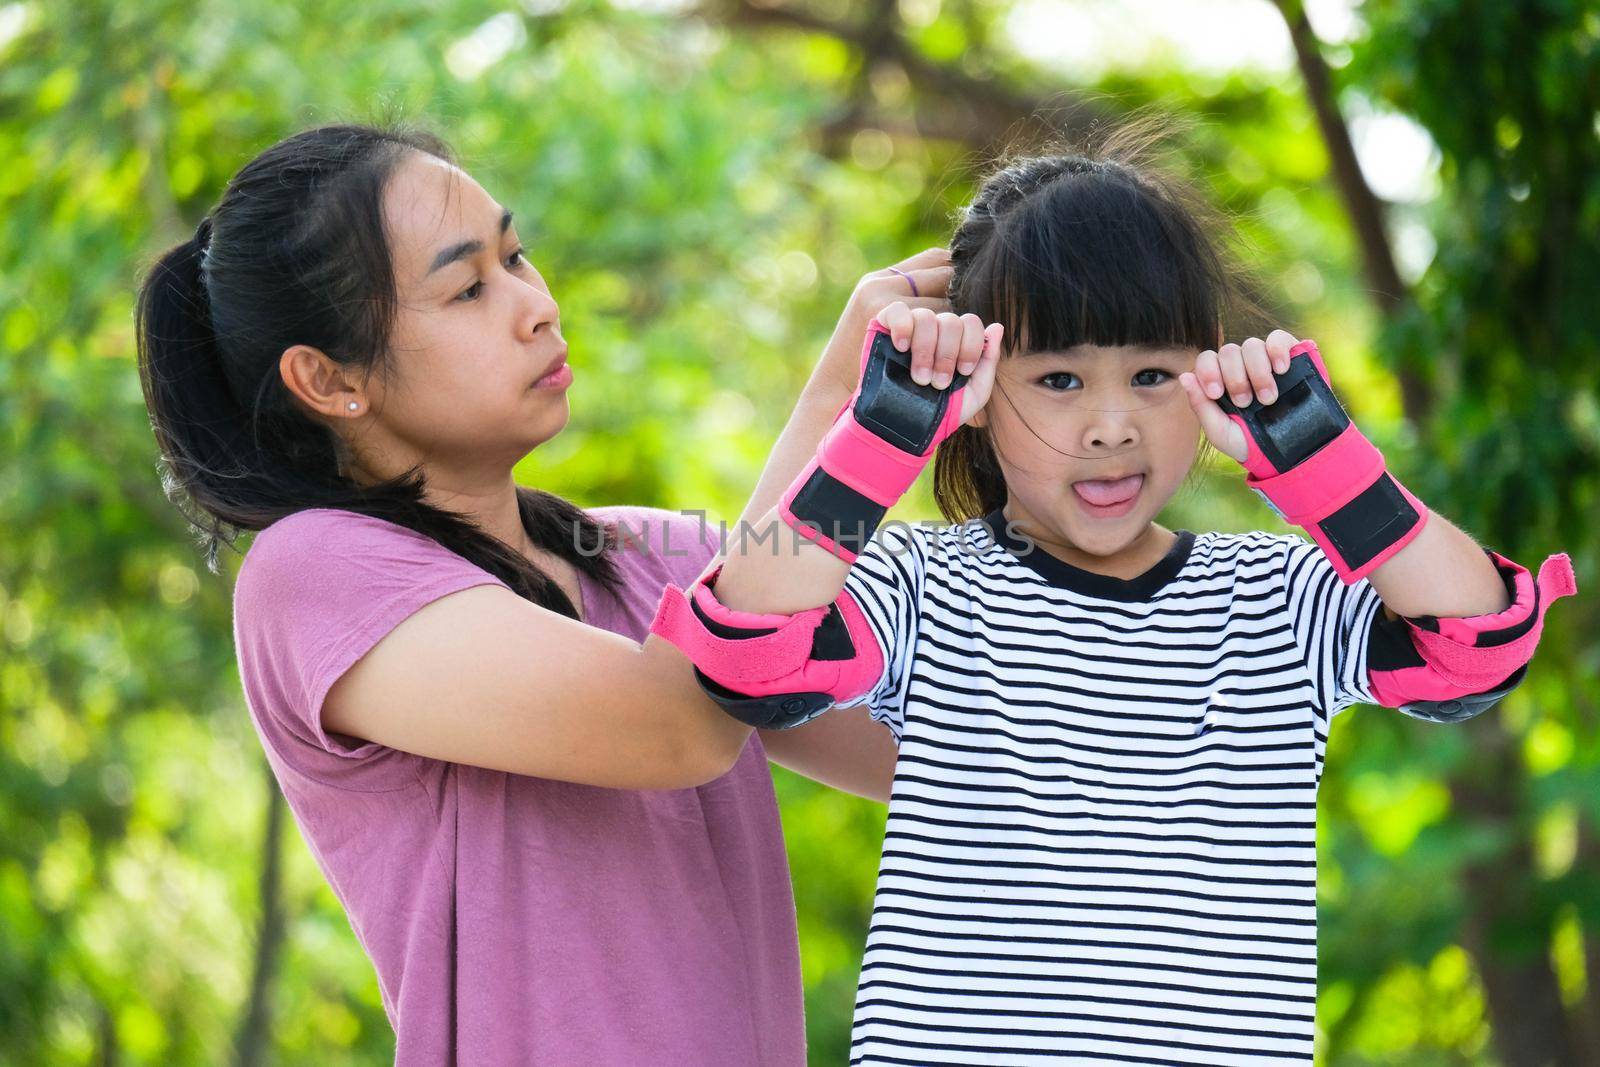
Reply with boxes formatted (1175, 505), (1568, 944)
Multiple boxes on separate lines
(425, 208), (514, 278)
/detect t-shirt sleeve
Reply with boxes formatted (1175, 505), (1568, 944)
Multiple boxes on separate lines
(838, 522), (927, 743)
(231, 509), (509, 786)
(1280, 533), (1386, 723)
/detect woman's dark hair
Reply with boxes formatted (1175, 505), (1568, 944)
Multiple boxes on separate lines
(135, 121), (620, 617)
(934, 117), (1265, 522)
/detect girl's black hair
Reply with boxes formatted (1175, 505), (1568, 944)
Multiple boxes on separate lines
(135, 121), (620, 617)
(935, 117), (1264, 522)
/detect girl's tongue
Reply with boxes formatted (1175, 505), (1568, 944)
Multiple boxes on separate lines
(1073, 474), (1144, 507)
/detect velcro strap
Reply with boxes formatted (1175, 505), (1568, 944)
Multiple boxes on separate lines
(1246, 420), (1386, 526)
(1404, 551), (1577, 692)
(649, 568), (829, 688)
(817, 409), (942, 506)
(780, 460), (888, 562)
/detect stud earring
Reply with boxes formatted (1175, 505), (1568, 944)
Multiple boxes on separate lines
(348, 401), (359, 412)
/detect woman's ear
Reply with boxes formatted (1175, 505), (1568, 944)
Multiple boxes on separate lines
(280, 343), (368, 421)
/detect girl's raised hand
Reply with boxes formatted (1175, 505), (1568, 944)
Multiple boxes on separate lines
(1179, 330), (1300, 464)
(875, 300), (1004, 425)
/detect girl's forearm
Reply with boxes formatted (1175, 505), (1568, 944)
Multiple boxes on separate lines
(1366, 511), (1511, 619)
(705, 366), (858, 615)
(714, 503), (855, 616)
(733, 374), (852, 529)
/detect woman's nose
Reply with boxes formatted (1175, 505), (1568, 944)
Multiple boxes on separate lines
(520, 288), (560, 338)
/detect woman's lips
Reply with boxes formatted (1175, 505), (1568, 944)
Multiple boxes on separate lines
(1072, 473), (1144, 517)
(532, 351), (572, 390)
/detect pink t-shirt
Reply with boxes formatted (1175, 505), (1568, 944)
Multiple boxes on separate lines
(231, 504), (805, 1066)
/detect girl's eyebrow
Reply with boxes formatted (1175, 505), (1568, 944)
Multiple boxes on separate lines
(1019, 346), (1190, 361)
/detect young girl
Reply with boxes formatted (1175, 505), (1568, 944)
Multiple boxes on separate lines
(134, 119), (969, 1064)
(650, 143), (1578, 1063)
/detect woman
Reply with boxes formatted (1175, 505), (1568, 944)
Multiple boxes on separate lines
(135, 122), (976, 1064)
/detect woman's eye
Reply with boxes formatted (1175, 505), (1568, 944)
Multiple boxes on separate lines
(456, 248), (529, 302)
(1134, 368), (1171, 386)
(1039, 372), (1079, 391)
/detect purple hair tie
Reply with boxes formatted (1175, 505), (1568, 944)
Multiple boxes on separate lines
(887, 267), (919, 298)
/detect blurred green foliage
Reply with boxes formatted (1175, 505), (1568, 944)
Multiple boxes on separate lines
(1, 1), (1594, 1064)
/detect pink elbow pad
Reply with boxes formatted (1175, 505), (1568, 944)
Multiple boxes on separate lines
(648, 564), (885, 730)
(778, 319), (969, 562)
(1219, 339), (1429, 584)
(1366, 548), (1578, 722)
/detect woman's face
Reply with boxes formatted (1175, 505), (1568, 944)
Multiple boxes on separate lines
(351, 153), (572, 482)
(975, 342), (1202, 559)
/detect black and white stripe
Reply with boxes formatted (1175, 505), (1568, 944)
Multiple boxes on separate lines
(838, 513), (1384, 1064)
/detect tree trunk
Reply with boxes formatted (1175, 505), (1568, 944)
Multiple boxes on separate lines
(234, 767), (287, 1067)
(1452, 717), (1579, 1067)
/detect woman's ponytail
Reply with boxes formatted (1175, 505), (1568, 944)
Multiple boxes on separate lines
(136, 215), (271, 572)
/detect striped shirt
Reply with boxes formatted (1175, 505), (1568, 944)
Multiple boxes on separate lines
(838, 509), (1387, 1065)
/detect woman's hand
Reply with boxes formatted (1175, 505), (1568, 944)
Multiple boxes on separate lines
(819, 247), (957, 396)
(873, 299), (1003, 425)
(1179, 330), (1300, 464)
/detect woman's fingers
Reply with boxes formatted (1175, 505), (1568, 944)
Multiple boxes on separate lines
(890, 246), (950, 272)
(900, 264), (953, 299)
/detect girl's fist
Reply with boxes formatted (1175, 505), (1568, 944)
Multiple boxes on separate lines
(1179, 330), (1300, 464)
(874, 301), (1004, 426)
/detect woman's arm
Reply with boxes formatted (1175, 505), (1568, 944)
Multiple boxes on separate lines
(760, 704), (899, 803)
(323, 583), (751, 790)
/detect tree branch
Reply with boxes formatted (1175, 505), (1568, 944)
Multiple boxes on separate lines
(702, 0), (1104, 153)
(1273, 0), (1431, 423)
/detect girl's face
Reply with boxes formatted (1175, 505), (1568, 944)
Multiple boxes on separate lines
(350, 154), (572, 483)
(974, 342), (1202, 560)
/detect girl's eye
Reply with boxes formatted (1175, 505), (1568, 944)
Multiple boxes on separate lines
(456, 248), (529, 302)
(1038, 369), (1171, 390)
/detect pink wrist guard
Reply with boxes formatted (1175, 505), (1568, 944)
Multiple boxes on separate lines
(1219, 339), (1428, 583)
(778, 319), (969, 562)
